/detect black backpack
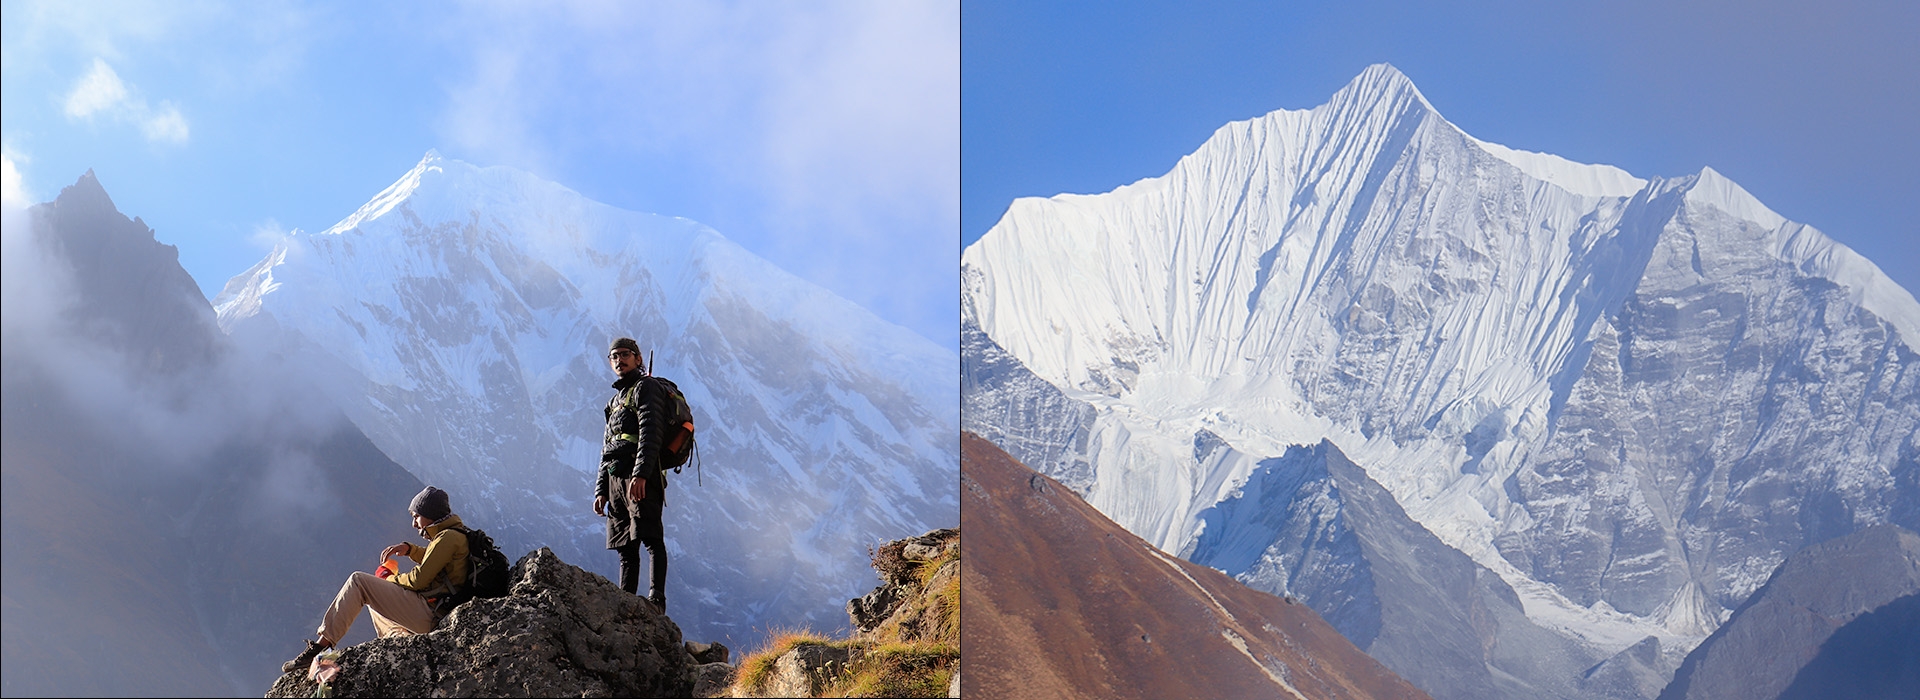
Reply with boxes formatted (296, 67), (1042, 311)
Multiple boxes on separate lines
(435, 526), (511, 616)
(627, 371), (700, 483)
(647, 376), (697, 470)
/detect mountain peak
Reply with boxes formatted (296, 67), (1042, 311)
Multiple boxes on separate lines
(318, 150), (448, 236)
(1684, 165), (1785, 229)
(1681, 165), (1920, 349)
(1334, 63), (1430, 111)
(59, 168), (115, 212)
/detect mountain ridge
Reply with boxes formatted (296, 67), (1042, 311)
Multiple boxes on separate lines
(963, 63), (1920, 700)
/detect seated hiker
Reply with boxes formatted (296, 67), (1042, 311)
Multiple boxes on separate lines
(283, 486), (471, 673)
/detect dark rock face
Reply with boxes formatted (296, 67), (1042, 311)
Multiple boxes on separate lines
(25, 170), (225, 373)
(1188, 440), (1600, 700)
(847, 584), (901, 634)
(1776, 593), (1920, 700)
(267, 548), (697, 698)
(1659, 524), (1920, 700)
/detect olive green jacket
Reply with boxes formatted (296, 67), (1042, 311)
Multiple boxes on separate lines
(393, 514), (469, 599)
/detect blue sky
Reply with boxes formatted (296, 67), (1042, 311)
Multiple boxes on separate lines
(2, 0), (958, 348)
(963, 0), (1920, 297)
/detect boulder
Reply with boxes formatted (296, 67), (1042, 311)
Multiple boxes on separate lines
(690, 662), (737, 698)
(686, 640), (730, 665)
(846, 583), (902, 634)
(767, 643), (854, 698)
(266, 548), (696, 698)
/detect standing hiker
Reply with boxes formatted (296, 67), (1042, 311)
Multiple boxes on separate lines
(594, 336), (669, 612)
(283, 486), (470, 673)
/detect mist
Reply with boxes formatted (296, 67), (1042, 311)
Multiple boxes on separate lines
(1, 170), (423, 696)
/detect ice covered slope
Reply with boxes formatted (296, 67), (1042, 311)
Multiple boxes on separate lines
(962, 64), (1920, 699)
(217, 152), (958, 643)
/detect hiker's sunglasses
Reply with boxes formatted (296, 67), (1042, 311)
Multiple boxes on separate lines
(608, 349), (637, 360)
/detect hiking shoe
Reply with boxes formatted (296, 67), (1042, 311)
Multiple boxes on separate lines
(282, 639), (329, 674)
(648, 593), (667, 614)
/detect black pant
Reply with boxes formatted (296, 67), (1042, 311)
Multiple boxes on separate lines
(616, 534), (667, 598)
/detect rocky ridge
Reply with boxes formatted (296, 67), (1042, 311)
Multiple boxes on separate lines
(727, 528), (960, 698)
(266, 548), (712, 698)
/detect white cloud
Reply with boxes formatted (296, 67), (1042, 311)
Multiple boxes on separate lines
(248, 218), (291, 250)
(1, 148), (29, 210)
(140, 102), (191, 143)
(63, 58), (129, 118)
(60, 57), (191, 145)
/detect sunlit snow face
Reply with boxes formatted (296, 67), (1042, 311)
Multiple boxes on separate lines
(609, 347), (641, 376)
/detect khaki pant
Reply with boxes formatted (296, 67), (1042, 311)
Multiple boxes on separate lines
(319, 571), (436, 643)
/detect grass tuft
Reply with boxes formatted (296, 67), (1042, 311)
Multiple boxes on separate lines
(731, 627), (833, 695)
(734, 532), (960, 697)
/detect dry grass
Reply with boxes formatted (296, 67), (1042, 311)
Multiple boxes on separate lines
(731, 628), (835, 695)
(828, 642), (959, 698)
(734, 533), (961, 697)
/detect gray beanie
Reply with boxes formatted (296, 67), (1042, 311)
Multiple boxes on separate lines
(610, 337), (639, 354)
(409, 486), (451, 522)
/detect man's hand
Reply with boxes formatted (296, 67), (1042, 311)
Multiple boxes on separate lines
(380, 542), (412, 560)
(628, 477), (646, 502)
(593, 495), (607, 516)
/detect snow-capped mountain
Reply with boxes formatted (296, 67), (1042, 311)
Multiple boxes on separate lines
(217, 152), (958, 642)
(963, 64), (1920, 700)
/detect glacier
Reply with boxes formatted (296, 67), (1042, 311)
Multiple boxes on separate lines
(963, 64), (1920, 700)
(216, 152), (958, 644)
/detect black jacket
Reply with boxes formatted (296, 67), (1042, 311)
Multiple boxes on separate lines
(596, 371), (667, 503)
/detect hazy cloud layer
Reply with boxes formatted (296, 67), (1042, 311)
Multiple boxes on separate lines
(1, 156), (342, 493)
(433, 0), (958, 346)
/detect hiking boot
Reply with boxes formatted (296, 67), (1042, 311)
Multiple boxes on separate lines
(648, 592), (667, 614)
(282, 639), (330, 674)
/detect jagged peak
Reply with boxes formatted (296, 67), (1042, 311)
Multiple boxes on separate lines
(57, 168), (115, 210)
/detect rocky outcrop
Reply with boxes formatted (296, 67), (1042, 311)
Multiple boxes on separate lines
(266, 548), (707, 698)
(729, 528), (960, 698)
(849, 528), (959, 642)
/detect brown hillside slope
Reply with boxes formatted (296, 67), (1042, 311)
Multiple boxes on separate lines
(961, 432), (1430, 700)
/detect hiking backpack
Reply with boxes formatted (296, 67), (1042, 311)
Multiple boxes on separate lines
(626, 364), (700, 482)
(647, 376), (697, 471)
(435, 526), (511, 616)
